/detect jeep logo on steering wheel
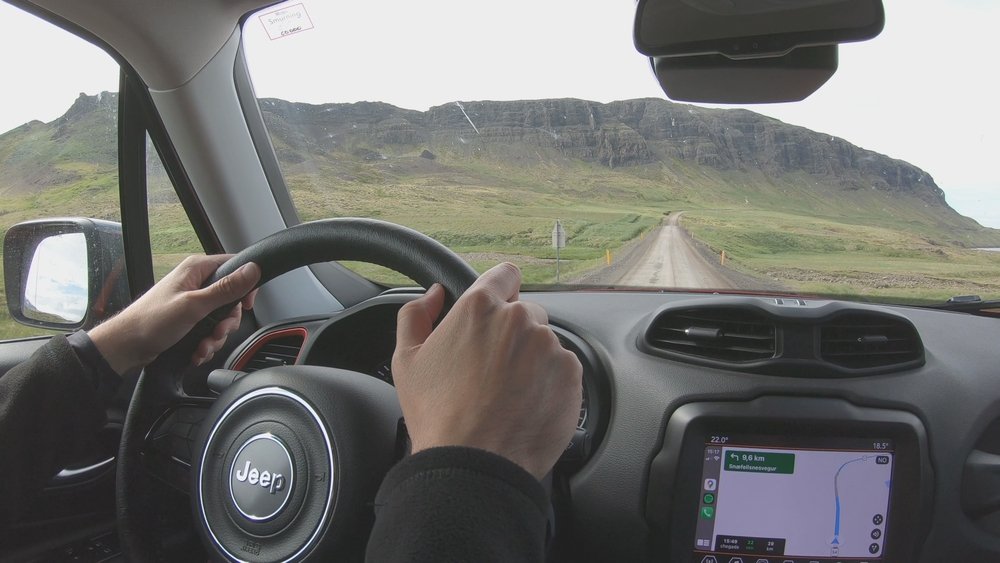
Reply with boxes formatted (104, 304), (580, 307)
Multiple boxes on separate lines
(234, 459), (286, 494)
(229, 434), (295, 521)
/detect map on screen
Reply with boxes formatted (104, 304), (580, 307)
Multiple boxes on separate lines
(693, 437), (894, 561)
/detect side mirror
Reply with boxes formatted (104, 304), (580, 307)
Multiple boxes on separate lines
(3, 218), (130, 331)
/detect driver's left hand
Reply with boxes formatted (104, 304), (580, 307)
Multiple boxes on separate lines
(88, 254), (261, 375)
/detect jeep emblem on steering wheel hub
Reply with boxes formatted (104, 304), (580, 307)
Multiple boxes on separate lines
(229, 433), (295, 521)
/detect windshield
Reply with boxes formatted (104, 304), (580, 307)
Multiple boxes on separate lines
(242, 0), (1000, 305)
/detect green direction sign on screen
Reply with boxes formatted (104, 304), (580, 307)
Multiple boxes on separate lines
(724, 450), (795, 474)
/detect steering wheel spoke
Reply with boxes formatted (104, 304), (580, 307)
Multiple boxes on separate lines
(143, 400), (213, 494)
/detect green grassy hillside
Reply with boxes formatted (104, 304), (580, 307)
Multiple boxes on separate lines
(1, 92), (998, 341)
(277, 146), (1000, 301)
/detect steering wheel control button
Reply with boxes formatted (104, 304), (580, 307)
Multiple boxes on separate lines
(229, 434), (295, 521)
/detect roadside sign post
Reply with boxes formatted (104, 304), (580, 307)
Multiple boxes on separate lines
(552, 220), (566, 283)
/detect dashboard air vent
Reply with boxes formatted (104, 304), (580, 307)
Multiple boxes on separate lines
(645, 308), (776, 362)
(819, 313), (922, 369)
(235, 329), (306, 373)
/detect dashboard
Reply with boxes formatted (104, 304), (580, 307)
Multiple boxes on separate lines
(209, 289), (1000, 562)
(224, 294), (608, 450)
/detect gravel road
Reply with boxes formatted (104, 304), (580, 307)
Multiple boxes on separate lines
(610, 212), (736, 289)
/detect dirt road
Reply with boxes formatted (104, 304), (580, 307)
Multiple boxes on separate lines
(611, 213), (735, 289)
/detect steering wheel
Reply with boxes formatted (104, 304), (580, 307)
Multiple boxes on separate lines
(116, 218), (478, 562)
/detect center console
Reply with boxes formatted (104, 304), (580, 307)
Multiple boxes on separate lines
(646, 397), (932, 563)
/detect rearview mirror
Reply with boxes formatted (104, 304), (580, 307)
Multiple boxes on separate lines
(3, 218), (130, 331)
(635, 0), (885, 59)
(634, 0), (884, 104)
(651, 44), (840, 104)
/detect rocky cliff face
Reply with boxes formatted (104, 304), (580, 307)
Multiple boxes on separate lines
(0, 93), (945, 207)
(603, 100), (942, 203)
(259, 97), (945, 205)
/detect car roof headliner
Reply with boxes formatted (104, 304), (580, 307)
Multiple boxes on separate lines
(17, 0), (278, 89)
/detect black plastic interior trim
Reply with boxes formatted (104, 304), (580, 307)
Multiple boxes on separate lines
(118, 71), (155, 297)
(962, 450), (1000, 520)
(307, 262), (385, 308)
(639, 298), (925, 377)
(550, 324), (610, 457)
(1, 519), (119, 562)
(136, 83), (222, 255)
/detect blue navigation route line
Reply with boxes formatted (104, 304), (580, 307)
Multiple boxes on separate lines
(832, 455), (873, 545)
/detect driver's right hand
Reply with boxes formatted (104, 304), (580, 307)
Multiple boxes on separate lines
(391, 262), (584, 480)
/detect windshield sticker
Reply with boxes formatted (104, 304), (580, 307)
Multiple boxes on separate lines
(258, 3), (314, 40)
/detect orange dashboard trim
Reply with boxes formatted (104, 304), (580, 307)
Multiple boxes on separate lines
(230, 327), (309, 371)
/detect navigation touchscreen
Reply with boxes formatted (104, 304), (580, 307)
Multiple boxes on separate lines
(692, 435), (895, 563)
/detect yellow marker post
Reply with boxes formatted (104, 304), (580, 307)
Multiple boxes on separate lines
(720, 250), (727, 266)
(606, 249), (611, 265)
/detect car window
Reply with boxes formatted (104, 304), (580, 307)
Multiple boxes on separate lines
(0, 3), (122, 338)
(147, 133), (204, 281)
(241, 0), (1000, 305)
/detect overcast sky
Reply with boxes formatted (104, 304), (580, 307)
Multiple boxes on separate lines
(1, 0), (997, 228)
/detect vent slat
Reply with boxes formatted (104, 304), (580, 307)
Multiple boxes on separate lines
(822, 350), (917, 357)
(650, 339), (774, 355)
(819, 313), (922, 369)
(650, 336), (774, 348)
(646, 307), (776, 363)
(821, 338), (913, 344)
(259, 344), (301, 353)
(652, 327), (774, 341)
(243, 334), (305, 373)
(824, 323), (900, 329)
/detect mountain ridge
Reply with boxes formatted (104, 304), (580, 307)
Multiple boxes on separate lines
(259, 95), (947, 205)
(1, 91), (997, 248)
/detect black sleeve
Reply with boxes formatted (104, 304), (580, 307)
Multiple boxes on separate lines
(66, 329), (122, 403)
(367, 446), (549, 563)
(0, 334), (109, 531)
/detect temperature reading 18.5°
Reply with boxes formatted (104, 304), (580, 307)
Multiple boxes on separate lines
(873, 441), (891, 450)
